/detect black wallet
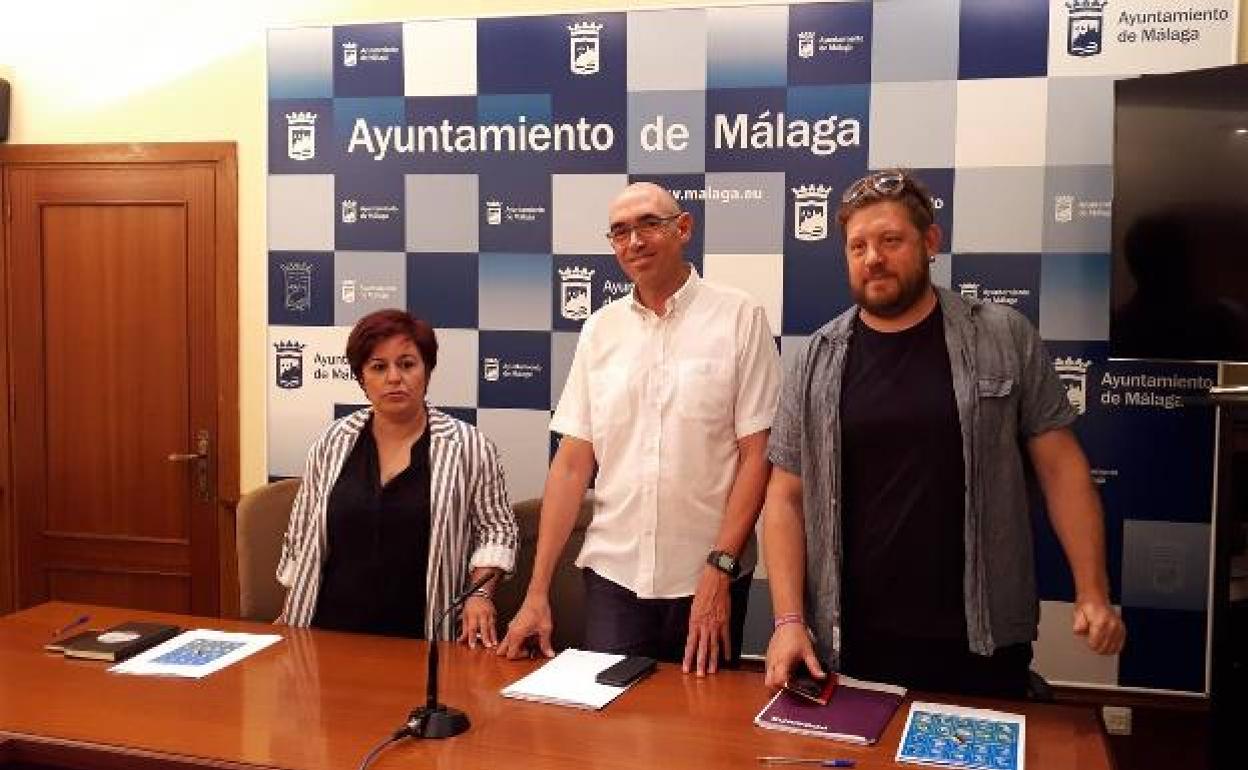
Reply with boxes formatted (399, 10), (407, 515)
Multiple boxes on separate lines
(595, 655), (657, 686)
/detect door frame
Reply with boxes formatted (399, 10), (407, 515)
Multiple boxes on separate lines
(0, 143), (238, 615)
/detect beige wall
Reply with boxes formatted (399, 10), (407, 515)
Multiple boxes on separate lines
(2, 2), (1246, 494)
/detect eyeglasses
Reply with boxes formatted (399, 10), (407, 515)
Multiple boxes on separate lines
(605, 214), (681, 245)
(841, 170), (907, 204)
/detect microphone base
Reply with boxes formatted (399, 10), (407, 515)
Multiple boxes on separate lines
(407, 704), (470, 739)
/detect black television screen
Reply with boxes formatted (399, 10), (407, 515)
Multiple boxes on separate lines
(1111, 63), (1248, 363)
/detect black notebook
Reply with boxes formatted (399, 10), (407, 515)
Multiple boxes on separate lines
(44, 629), (101, 654)
(61, 622), (182, 662)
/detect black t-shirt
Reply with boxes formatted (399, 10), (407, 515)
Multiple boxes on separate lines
(312, 418), (432, 638)
(839, 304), (967, 645)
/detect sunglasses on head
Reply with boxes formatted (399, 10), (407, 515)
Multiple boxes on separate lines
(840, 170), (908, 204)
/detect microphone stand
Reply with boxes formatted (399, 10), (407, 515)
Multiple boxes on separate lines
(404, 573), (493, 739)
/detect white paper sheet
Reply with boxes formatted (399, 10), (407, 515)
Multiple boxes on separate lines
(109, 628), (282, 678)
(500, 648), (630, 710)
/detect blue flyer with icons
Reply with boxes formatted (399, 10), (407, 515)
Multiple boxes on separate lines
(895, 702), (1025, 770)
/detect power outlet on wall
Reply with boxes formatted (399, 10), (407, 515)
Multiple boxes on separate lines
(1102, 705), (1133, 735)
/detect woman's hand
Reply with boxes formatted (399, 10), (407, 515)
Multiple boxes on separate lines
(457, 595), (498, 649)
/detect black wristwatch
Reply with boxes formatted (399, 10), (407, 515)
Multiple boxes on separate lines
(706, 550), (741, 579)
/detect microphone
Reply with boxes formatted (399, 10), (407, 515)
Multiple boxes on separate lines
(403, 572), (493, 739)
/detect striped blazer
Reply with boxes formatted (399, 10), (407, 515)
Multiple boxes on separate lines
(276, 406), (519, 639)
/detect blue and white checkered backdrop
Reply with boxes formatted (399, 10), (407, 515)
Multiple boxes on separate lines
(267, 0), (1239, 693)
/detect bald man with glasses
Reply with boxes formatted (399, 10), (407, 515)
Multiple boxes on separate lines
(498, 182), (780, 675)
(762, 169), (1125, 698)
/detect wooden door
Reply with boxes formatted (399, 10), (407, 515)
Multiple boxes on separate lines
(1, 144), (237, 615)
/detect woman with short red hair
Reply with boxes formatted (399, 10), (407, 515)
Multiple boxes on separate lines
(276, 309), (518, 646)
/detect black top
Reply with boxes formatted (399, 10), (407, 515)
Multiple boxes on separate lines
(312, 417), (432, 638)
(839, 303), (967, 645)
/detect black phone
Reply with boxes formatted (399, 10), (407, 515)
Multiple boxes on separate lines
(595, 655), (657, 687)
(784, 658), (836, 705)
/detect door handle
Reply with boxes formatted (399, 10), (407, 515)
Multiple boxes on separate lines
(167, 452), (205, 462)
(168, 429), (211, 502)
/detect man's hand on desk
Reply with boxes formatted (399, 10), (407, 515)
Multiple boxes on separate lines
(495, 595), (556, 659)
(1073, 597), (1126, 655)
(682, 567), (732, 676)
(763, 621), (823, 690)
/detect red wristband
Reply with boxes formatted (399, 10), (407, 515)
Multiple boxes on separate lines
(773, 612), (804, 630)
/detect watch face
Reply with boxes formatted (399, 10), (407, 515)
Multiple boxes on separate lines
(710, 551), (737, 574)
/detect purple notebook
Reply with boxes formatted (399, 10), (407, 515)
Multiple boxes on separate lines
(754, 675), (907, 744)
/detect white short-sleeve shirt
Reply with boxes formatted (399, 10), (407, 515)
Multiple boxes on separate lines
(550, 269), (781, 598)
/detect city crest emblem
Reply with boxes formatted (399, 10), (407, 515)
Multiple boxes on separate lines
(341, 199), (358, 224)
(1066, 0), (1109, 57)
(274, 341), (307, 390)
(797, 31), (816, 59)
(280, 261), (312, 312)
(1054, 194), (1074, 223)
(485, 201), (503, 226)
(792, 184), (832, 242)
(567, 22), (603, 76)
(483, 357), (501, 382)
(958, 283), (980, 301)
(286, 112), (317, 161)
(559, 266), (595, 321)
(342, 42), (358, 67)
(1054, 357), (1093, 415)
(341, 279), (357, 304)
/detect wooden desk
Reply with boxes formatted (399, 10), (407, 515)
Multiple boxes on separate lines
(0, 603), (1112, 770)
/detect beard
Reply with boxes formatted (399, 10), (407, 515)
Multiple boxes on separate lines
(852, 263), (932, 318)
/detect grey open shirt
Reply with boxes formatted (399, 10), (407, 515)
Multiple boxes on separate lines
(767, 287), (1077, 666)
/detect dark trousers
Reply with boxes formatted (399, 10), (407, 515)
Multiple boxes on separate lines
(840, 631), (1033, 698)
(582, 568), (752, 665)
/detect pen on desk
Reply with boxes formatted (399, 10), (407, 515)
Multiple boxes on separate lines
(757, 758), (856, 768)
(51, 614), (90, 638)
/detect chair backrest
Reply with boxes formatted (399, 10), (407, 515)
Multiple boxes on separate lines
(495, 495), (594, 650)
(236, 478), (301, 622)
